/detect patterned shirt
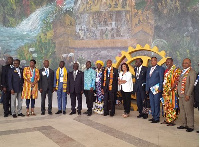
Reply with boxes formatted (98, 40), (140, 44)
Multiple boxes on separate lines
(84, 68), (96, 90)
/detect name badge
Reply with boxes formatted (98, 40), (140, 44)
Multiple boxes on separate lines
(60, 77), (63, 82)
(14, 70), (18, 72)
(42, 71), (46, 76)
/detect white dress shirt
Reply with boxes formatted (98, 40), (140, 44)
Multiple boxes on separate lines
(16, 67), (21, 77)
(149, 65), (157, 76)
(44, 67), (49, 77)
(136, 65), (142, 79)
(60, 68), (64, 77)
(119, 71), (133, 92)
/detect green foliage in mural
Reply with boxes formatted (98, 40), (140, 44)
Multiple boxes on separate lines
(0, 0), (54, 27)
(135, 0), (199, 72)
(17, 12), (59, 70)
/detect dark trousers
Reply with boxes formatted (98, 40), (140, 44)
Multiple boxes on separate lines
(104, 91), (116, 115)
(70, 92), (82, 112)
(26, 98), (35, 109)
(121, 91), (131, 114)
(3, 91), (11, 115)
(136, 90), (146, 114)
(41, 89), (53, 113)
(84, 90), (94, 112)
(149, 91), (161, 121)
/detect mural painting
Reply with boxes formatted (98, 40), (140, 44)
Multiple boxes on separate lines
(0, 0), (198, 72)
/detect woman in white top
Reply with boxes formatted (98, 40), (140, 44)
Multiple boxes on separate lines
(118, 63), (133, 118)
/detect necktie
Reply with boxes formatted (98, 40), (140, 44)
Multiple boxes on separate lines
(73, 71), (76, 81)
(46, 69), (49, 77)
(136, 67), (139, 79)
(108, 69), (110, 78)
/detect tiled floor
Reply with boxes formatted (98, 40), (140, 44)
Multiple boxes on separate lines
(0, 94), (199, 147)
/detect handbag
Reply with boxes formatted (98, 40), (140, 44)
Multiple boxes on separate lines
(142, 98), (151, 115)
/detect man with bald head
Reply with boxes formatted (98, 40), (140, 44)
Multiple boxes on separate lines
(39, 60), (54, 115)
(177, 58), (196, 132)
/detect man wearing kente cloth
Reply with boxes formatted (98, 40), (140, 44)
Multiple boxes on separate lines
(162, 58), (181, 126)
(101, 60), (118, 117)
(177, 58), (196, 132)
(54, 61), (68, 115)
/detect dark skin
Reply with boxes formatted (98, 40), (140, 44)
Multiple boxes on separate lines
(86, 61), (94, 91)
(96, 63), (102, 71)
(54, 61), (65, 92)
(135, 58), (142, 67)
(3, 57), (13, 92)
(67, 63), (83, 95)
(26, 61), (37, 88)
(163, 59), (176, 95)
(11, 61), (20, 95)
(146, 58), (162, 94)
(182, 58), (191, 101)
(101, 60), (112, 95)
(40, 60), (49, 93)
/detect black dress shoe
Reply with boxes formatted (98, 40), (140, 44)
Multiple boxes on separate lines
(104, 113), (108, 116)
(149, 118), (154, 121)
(87, 112), (92, 116)
(177, 126), (186, 129)
(78, 112), (81, 115)
(196, 131), (199, 133)
(41, 112), (45, 115)
(186, 128), (194, 132)
(12, 114), (17, 118)
(69, 112), (76, 115)
(137, 114), (143, 118)
(83, 111), (88, 114)
(110, 113), (114, 117)
(63, 111), (66, 115)
(4, 114), (8, 117)
(55, 110), (62, 114)
(151, 120), (160, 123)
(18, 113), (25, 117)
(48, 112), (52, 115)
(143, 114), (148, 119)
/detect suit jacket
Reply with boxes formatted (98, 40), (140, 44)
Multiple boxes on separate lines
(67, 70), (84, 93)
(1, 64), (13, 88)
(146, 65), (165, 92)
(8, 67), (24, 93)
(134, 66), (148, 92)
(101, 67), (118, 93)
(177, 68), (196, 97)
(39, 68), (54, 92)
(0, 65), (2, 86)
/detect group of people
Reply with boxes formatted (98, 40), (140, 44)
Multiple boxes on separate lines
(0, 56), (198, 133)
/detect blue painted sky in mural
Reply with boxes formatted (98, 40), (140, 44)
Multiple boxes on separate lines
(0, 0), (75, 54)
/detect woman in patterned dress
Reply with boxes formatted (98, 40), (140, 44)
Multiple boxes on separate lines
(21, 59), (40, 116)
(94, 60), (104, 114)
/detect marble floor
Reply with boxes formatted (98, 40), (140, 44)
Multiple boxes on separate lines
(0, 94), (199, 147)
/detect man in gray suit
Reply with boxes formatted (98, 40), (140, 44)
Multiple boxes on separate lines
(39, 60), (54, 115)
(177, 58), (196, 132)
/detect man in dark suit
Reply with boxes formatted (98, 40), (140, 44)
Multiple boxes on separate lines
(39, 60), (54, 115)
(146, 57), (164, 123)
(134, 58), (148, 118)
(8, 59), (25, 118)
(2, 56), (14, 117)
(67, 63), (84, 115)
(101, 60), (118, 117)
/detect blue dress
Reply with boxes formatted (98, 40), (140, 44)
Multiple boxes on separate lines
(94, 69), (104, 114)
